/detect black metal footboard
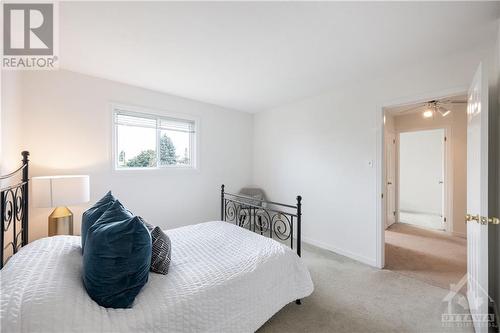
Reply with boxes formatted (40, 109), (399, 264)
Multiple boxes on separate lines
(220, 184), (302, 257)
(0, 151), (30, 269)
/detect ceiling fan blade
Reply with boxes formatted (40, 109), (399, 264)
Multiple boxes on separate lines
(397, 104), (426, 114)
(439, 100), (467, 105)
(438, 106), (451, 116)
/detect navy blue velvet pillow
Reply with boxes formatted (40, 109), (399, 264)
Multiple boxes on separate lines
(81, 191), (116, 253)
(83, 200), (152, 309)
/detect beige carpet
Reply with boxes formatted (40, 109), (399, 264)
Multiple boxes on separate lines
(385, 223), (467, 291)
(259, 242), (472, 333)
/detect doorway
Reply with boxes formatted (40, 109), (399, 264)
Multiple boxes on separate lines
(375, 65), (493, 333)
(379, 93), (468, 290)
(399, 129), (445, 231)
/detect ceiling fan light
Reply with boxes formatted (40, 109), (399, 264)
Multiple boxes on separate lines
(423, 109), (433, 118)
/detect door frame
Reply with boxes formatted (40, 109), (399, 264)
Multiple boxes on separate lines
(375, 86), (468, 268)
(396, 127), (450, 233)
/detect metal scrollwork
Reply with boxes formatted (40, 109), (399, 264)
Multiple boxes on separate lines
(3, 189), (15, 232)
(225, 200), (293, 241)
(14, 230), (23, 251)
(254, 209), (271, 234)
(272, 213), (292, 241)
(225, 200), (253, 228)
(2, 186), (24, 233)
(2, 185), (25, 258)
(3, 241), (14, 254)
(221, 185), (302, 258)
(14, 186), (24, 222)
(237, 206), (251, 228)
(225, 200), (237, 222)
(1, 151), (30, 269)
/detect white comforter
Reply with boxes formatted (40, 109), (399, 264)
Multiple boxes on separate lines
(0, 221), (313, 333)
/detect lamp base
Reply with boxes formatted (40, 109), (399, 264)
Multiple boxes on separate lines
(48, 207), (74, 236)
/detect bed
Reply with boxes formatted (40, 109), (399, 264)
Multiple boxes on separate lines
(0, 152), (313, 333)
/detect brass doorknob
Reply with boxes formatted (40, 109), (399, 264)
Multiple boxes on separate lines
(465, 214), (500, 225)
(488, 217), (500, 225)
(465, 214), (480, 223)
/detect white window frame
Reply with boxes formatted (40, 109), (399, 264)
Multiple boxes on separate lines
(111, 103), (199, 171)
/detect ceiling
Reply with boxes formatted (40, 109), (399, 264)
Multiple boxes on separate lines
(60, 2), (499, 113)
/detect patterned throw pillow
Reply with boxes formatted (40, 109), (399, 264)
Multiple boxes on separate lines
(150, 227), (171, 275)
(139, 218), (171, 275)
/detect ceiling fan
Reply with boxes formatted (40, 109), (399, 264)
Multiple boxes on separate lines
(398, 99), (467, 118)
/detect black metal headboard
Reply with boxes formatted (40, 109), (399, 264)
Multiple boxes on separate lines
(0, 151), (29, 269)
(220, 184), (302, 257)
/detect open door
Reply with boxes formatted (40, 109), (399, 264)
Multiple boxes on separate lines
(466, 63), (490, 332)
(385, 132), (396, 228)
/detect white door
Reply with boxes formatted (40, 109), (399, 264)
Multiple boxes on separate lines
(466, 63), (489, 332)
(385, 133), (396, 227)
(399, 129), (445, 230)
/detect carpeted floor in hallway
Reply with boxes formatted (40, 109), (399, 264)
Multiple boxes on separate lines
(385, 222), (467, 291)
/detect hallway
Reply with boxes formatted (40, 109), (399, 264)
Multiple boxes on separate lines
(385, 223), (467, 291)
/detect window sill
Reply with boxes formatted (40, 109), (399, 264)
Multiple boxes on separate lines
(112, 166), (200, 174)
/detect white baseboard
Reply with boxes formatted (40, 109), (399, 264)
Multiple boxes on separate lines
(451, 231), (467, 238)
(302, 236), (377, 267)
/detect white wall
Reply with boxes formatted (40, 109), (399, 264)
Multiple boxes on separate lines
(9, 70), (253, 241)
(394, 106), (468, 237)
(399, 129), (444, 216)
(253, 45), (496, 266)
(0, 71), (25, 259)
(0, 71), (23, 176)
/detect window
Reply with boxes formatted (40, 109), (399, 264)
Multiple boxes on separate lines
(113, 106), (197, 169)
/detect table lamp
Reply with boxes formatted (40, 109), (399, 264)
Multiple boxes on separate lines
(32, 175), (90, 236)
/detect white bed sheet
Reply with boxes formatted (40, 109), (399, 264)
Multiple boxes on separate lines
(0, 221), (313, 333)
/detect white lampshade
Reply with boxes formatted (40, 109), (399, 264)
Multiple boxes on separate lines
(32, 175), (90, 208)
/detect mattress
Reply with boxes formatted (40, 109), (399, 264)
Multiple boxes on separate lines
(0, 221), (313, 333)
